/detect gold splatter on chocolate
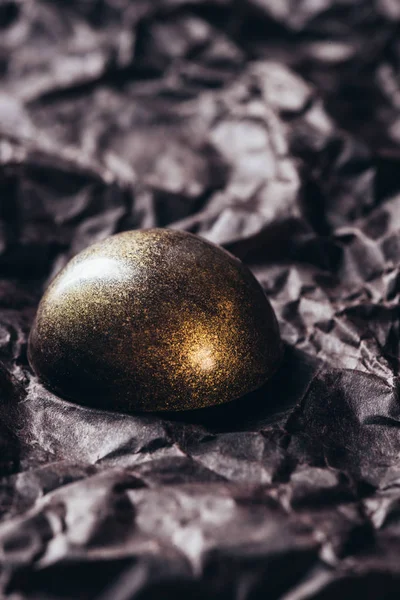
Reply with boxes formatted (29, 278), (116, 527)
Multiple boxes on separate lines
(28, 229), (282, 412)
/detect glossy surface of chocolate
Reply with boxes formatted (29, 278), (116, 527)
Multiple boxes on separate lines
(28, 229), (282, 411)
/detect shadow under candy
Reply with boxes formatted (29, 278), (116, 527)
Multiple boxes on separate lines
(162, 344), (319, 433)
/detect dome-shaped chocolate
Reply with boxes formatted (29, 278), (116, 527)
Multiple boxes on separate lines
(28, 229), (282, 411)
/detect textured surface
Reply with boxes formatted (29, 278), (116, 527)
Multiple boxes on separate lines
(0, 0), (400, 599)
(28, 229), (282, 411)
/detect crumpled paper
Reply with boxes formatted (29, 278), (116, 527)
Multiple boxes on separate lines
(0, 0), (400, 598)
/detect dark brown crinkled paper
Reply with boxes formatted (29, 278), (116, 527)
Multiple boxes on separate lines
(1, 0), (400, 598)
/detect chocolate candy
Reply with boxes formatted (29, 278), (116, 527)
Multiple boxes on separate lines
(28, 229), (282, 411)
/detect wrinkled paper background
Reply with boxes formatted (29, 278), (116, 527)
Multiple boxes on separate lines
(1, 0), (400, 598)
